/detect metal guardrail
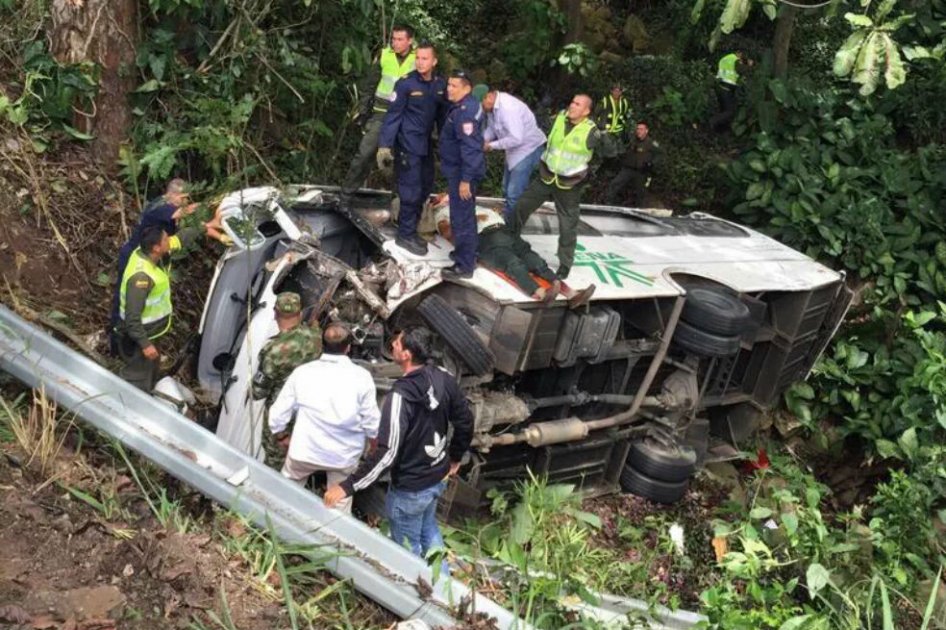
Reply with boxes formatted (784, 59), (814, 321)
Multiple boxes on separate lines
(0, 305), (706, 629)
(0, 306), (522, 629)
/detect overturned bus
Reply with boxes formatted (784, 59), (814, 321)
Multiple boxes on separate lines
(189, 185), (850, 511)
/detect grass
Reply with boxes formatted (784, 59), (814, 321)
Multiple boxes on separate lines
(0, 387), (74, 476)
(113, 441), (192, 532)
(216, 511), (367, 629)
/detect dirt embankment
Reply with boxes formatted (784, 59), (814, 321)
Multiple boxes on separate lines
(0, 139), (220, 363)
(0, 425), (395, 630)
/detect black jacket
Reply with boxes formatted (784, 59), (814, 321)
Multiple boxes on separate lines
(341, 365), (474, 494)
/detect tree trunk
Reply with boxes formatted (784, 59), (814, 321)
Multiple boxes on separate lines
(49, 0), (138, 167)
(772, 4), (799, 79)
(562, 0), (583, 44)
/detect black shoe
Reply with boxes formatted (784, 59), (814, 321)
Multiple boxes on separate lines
(441, 265), (474, 281)
(556, 266), (571, 279)
(395, 236), (428, 256)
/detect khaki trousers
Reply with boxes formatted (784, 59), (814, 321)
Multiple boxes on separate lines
(281, 455), (356, 514)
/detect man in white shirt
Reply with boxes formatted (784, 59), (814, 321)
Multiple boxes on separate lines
(477, 86), (547, 221)
(269, 323), (381, 513)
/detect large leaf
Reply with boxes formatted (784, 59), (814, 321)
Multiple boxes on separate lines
(881, 34), (907, 90)
(873, 0), (897, 23)
(719, 0), (751, 34)
(844, 12), (874, 27)
(510, 503), (534, 545)
(834, 30), (870, 77)
(853, 32), (883, 95)
(898, 426), (919, 460)
(806, 562), (831, 594)
(691, 0), (707, 24)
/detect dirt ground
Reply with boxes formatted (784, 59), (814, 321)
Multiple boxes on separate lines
(0, 435), (398, 630)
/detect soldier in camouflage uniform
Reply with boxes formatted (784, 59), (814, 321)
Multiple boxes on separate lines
(251, 292), (323, 403)
(252, 292), (322, 465)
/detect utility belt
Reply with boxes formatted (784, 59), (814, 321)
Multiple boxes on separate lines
(372, 97), (394, 113)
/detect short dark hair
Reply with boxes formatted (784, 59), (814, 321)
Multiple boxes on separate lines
(397, 326), (432, 364)
(323, 324), (352, 354)
(416, 41), (437, 56)
(139, 225), (166, 254)
(450, 69), (472, 88)
(391, 24), (414, 38)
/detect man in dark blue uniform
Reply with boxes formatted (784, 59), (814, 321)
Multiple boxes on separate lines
(376, 42), (448, 257)
(438, 69), (486, 280)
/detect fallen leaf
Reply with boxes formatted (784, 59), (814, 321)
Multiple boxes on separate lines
(711, 536), (728, 562)
(31, 614), (59, 629)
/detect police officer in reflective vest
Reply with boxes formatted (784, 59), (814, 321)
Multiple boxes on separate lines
(598, 83), (631, 138)
(438, 69), (486, 280)
(510, 94), (615, 278)
(710, 51), (749, 132)
(340, 25), (416, 200)
(115, 224), (198, 391)
(376, 42), (448, 257)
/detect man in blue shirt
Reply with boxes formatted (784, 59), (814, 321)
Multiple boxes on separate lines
(438, 70), (485, 280)
(109, 178), (196, 351)
(376, 42), (448, 257)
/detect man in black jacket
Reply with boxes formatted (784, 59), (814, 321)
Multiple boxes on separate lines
(324, 327), (473, 567)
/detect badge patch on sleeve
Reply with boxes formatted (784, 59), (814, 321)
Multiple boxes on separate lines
(462, 122), (475, 136)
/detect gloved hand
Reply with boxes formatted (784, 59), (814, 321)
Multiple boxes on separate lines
(376, 147), (394, 170)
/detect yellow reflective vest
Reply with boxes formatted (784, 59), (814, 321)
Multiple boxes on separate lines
(119, 249), (173, 339)
(717, 53), (740, 86)
(374, 47), (416, 111)
(541, 112), (595, 188)
(600, 94), (630, 134)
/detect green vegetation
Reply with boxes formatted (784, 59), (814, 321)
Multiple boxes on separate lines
(1, 0), (945, 627)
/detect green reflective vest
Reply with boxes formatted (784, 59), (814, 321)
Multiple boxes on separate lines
(374, 47), (416, 110)
(542, 112), (596, 188)
(601, 94), (630, 134)
(717, 53), (740, 86)
(119, 248), (173, 339)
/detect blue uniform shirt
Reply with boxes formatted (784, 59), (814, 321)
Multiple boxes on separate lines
(379, 70), (447, 157)
(440, 93), (486, 183)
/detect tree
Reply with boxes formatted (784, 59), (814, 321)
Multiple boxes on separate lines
(693, 0), (942, 94)
(49, 0), (137, 165)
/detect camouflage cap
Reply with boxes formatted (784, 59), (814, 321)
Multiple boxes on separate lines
(274, 292), (302, 315)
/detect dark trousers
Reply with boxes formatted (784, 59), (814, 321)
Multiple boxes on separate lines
(109, 243), (136, 354)
(117, 335), (159, 392)
(479, 227), (556, 295)
(342, 112), (386, 195)
(512, 178), (584, 274)
(395, 149), (435, 241)
(446, 178), (478, 272)
(606, 168), (648, 206)
(710, 83), (738, 132)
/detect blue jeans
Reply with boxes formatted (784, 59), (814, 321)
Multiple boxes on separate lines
(503, 144), (544, 222)
(386, 482), (448, 574)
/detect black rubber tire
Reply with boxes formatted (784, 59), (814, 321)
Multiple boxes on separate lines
(628, 439), (697, 483)
(416, 294), (495, 376)
(672, 319), (742, 357)
(681, 288), (751, 336)
(619, 465), (688, 504)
